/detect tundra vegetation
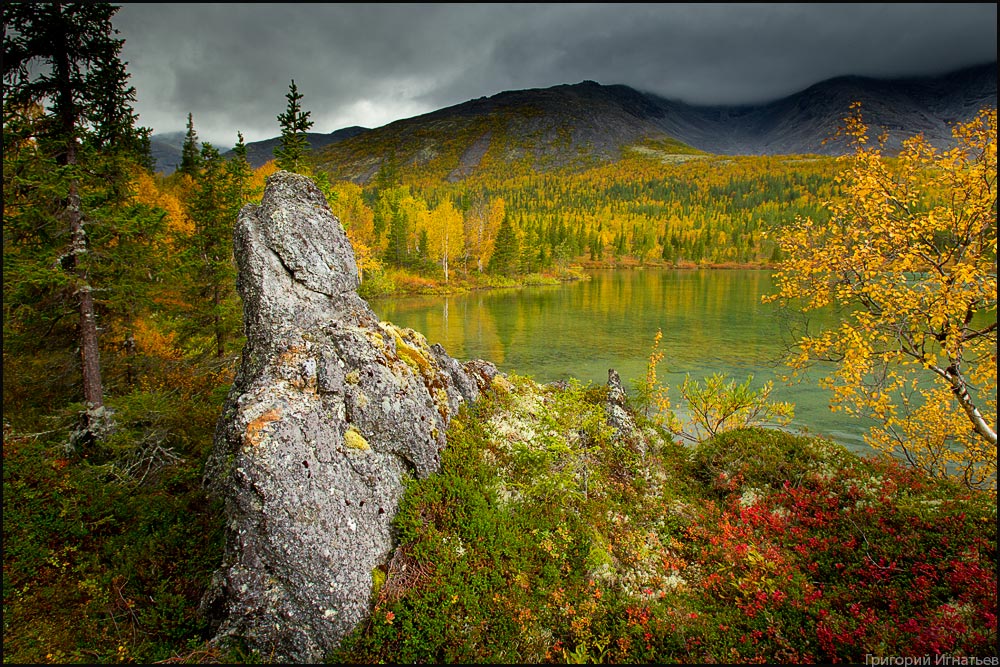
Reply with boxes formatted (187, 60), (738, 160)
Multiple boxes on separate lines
(2, 3), (996, 663)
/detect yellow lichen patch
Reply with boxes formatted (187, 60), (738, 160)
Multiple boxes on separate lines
(344, 426), (370, 451)
(434, 387), (451, 419)
(396, 339), (430, 372)
(367, 330), (386, 353)
(371, 566), (387, 599)
(346, 369), (360, 385)
(491, 374), (515, 394)
(245, 408), (282, 447)
(381, 322), (433, 373)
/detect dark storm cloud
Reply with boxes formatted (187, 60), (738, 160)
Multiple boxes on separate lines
(113, 3), (997, 146)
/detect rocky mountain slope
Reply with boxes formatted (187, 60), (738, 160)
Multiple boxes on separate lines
(651, 62), (998, 155)
(149, 62), (996, 180)
(223, 126), (368, 169)
(147, 130), (186, 174)
(312, 62), (996, 183)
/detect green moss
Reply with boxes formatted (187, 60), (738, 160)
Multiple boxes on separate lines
(687, 427), (859, 493)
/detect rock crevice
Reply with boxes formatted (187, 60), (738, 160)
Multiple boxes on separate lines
(202, 171), (496, 662)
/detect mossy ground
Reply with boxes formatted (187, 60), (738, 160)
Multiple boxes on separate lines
(332, 376), (997, 664)
(2, 393), (230, 664)
(3, 375), (995, 664)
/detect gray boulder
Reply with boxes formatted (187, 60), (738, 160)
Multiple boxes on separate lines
(201, 171), (496, 662)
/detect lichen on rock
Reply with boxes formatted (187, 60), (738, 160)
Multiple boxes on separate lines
(201, 171), (496, 663)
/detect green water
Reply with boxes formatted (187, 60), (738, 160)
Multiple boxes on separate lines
(371, 269), (874, 453)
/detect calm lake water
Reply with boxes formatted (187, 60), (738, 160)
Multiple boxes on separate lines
(371, 269), (874, 454)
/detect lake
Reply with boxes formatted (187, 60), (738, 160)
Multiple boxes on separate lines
(370, 269), (875, 454)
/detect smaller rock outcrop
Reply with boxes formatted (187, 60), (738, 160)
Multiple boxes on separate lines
(606, 368), (644, 456)
(201, 171), (496, 662)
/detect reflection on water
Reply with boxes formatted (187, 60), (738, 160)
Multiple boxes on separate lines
(371, 269), (874, 453)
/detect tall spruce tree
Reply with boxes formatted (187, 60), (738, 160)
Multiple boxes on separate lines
(3, 2), (155, 439)
(488, 212), (521, 276)
(179, 143), (242, 360)
(274, 79), (314, 173)
(230, 131), (250, 196)
(178, 112), (201, 176)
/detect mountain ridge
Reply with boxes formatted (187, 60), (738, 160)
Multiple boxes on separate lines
(313, 61), (996, 183)
(149, 62), (997, 179)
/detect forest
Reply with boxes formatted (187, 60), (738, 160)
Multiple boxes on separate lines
(3, 3), (996, 664)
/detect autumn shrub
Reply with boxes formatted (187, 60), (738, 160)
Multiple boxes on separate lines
(633, 329), (794, 441)
(333, 380), (997, 664)
(683, 430), (997, 662)
(357, 268), (398, 299)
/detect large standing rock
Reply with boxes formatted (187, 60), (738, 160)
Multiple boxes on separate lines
(201, 171), (496, 662)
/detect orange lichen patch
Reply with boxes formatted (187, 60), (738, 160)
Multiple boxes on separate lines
(245, 408), (282, 447)
(277, 346), (306, 365)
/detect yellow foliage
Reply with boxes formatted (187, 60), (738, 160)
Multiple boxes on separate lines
(638, 329), (791, 441)
(327, 180), (380, 279)
(131, 316), (182, 361)
(131, 170), (192, 235)
(423, 197), (464, 282)
(767, 104), (997, 488)
(249, 161), (280, 199)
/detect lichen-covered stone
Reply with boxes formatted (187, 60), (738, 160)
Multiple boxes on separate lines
(606, 368), (645, 456)
(201, 171), (497, 662)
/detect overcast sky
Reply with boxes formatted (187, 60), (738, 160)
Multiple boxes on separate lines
(113, 3), (998, 146)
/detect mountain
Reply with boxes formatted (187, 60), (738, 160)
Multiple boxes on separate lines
(222, 126), (369, 169)
(313, 62), (997, 183)
(148, 130), (186, 175)
(650, 62), (998, 156)
(148, 126), (369, 174)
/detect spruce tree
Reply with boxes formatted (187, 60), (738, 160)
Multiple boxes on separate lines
(488, 212), (520, 276)
(3, 2), (158, 439)
(229, 131), (254, 203)
(385, 204), (411, 268)
(274, 79), (314, 173)
(178, 112), (201, 176)
(179, 143), (242, 359)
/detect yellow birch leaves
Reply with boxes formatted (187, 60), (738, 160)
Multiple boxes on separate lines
(767, 104), (997, 488)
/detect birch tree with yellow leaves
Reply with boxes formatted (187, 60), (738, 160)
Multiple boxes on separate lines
(425, 197), (464, 282)
(766, 104), (997, 488)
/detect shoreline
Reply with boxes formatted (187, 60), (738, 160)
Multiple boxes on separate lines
(362, 260), (778, 300)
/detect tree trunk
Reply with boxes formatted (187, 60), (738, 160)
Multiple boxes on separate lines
(938, 363), (998, 447)
(54, 2), (105, 413)
(67, 149), (105, 409)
